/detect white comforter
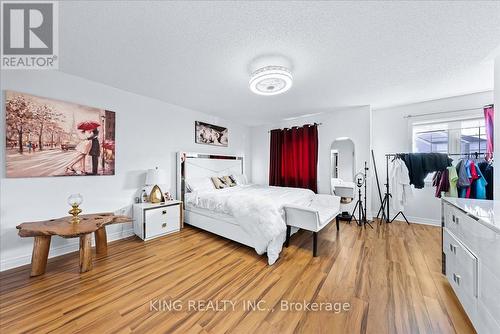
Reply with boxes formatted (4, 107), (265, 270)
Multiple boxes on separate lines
(186, 184), (315, 264)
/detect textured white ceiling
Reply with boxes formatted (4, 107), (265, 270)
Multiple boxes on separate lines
(58, 1), (500, 125)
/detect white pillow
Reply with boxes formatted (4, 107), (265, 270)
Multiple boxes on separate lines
(231, 174), (248, 185)
(186, 177), (215, 192)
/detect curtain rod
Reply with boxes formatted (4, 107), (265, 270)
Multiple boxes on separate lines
(404, 104), (493, 119)
(268, 123), (322, 133)
(385, 152), (492, 157)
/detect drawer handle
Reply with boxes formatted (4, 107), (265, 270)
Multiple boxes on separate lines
(162, 223), (167, 228)
(449, 244), (457, 254)
(455, 217), (459, 224)
(162, 210), (167, 215)
(452, 215), (455, 222)
(453, 273), (461, 285)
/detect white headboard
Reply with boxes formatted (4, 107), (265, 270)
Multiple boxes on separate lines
(176, 152), (244, 202)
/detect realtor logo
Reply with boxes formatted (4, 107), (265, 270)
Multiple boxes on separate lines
(1, 1), (58, 69)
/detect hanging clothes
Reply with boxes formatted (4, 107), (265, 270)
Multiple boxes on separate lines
(432, 171), (441, 188)
(447, 166), (458, 198)
(432, 169), (451, 198)
(390, 157), (412, 211)
(402, 153), (452, 189)
(471, 165), (488, 200)
(457, 159), (488, 199)
(456, 159), (470, 188)
(456, 159), (471, 198)
(432, 169), (449, 198)
(465, 160), (479, 198)
(478, 161), (494, 200)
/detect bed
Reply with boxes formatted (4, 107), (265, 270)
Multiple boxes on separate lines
(176, 152), (339, 264)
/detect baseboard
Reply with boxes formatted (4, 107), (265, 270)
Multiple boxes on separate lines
(0, 228), (135, 272)
(403, 215), (441, 226)
(370, 212), (440, 226)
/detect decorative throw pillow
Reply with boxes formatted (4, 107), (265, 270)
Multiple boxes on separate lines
(186, 177), (214, 192)
(230, 174), (247, 185)
(211, 176), (226, 189)
(221, 175), (236, 187)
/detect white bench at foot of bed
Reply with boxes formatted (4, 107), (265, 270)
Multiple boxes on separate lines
(284, 194), (341, 257)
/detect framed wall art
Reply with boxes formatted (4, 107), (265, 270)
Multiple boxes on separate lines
(5, 91), (116, 177)
(195, 121), (228, 147)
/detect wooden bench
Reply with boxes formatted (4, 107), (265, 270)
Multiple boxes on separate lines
(16, 213), (131, 276)
(284, 194), (341, 257)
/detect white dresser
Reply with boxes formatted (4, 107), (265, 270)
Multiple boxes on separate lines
(442, 198), (500, 334)
(133, 201), (183, 241)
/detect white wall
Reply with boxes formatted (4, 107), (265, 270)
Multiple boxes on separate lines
(495, 56), (500, 200)
(0, 70), (251, 271)
(371, 91), (494, 225)
(251, 106), (372, 216)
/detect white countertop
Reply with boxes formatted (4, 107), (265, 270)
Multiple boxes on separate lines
(443, 197), (500, 234)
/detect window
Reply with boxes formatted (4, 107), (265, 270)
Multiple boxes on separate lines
(412, 117), (487, 184)
(412, 117), (486, 156)
(460, 119), (487, 155)
(412, 122), (449, 154)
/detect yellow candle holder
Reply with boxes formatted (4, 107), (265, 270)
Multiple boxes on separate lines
(68, 204), (82, 224)
(67, 193), (83, 224)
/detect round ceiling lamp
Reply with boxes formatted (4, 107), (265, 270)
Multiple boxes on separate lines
(249, 65), (293, 96)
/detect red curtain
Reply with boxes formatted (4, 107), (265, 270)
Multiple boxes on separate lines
(484, 105), (494, 161)
(269, 129), (283, 186)
(268, 124), (318, 193)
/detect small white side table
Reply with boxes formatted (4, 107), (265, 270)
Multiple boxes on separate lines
(133, 200), (183, 241)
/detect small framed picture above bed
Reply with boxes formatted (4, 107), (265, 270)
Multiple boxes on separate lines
(195, 121), (228, 147)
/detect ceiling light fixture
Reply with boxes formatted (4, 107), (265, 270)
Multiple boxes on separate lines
(249, 65), (293, 96)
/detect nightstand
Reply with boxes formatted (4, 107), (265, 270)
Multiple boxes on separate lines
(133, 200), (183, 241)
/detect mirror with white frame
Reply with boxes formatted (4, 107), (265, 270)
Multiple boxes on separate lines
(330, 138), (356, 202)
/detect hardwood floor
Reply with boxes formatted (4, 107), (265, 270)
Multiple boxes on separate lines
(0, 220), (475, 334)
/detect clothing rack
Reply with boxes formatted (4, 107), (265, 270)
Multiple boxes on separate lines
(377, 152), (493, 224)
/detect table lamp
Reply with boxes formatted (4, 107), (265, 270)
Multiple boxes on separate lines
(145, 167), (167, 203)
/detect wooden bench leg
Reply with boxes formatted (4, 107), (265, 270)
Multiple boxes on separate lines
(30, 235), (51, 277)
(79, 234), (93, 273)
(285, 225), (291, 247)
(94, 226), (108, 255)
(313, 232), (318, 257)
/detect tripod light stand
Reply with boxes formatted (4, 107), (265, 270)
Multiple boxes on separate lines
(349, 162), (373, 228)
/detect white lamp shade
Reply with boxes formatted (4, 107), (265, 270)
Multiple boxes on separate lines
(145, 168), (167, 186)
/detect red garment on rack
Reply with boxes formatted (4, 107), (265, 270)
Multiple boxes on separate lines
(466, 161), (479, 198)
(432, 169), (449, 198)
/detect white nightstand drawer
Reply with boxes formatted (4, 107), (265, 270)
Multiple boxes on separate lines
(442, 198), (500, 334)
(445, 205), (463, 238)
(144, 206), (180, 239)
(443, 228), (457, 285)
(480, 264), (500, 323)
(477, 301), (500, 334)
(454, 239), (478, 299)
(133, 201), (182, 241)
(145, 216), (179, 239)
(145, 205), (180, 224)
(443, 228), (478, 324)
